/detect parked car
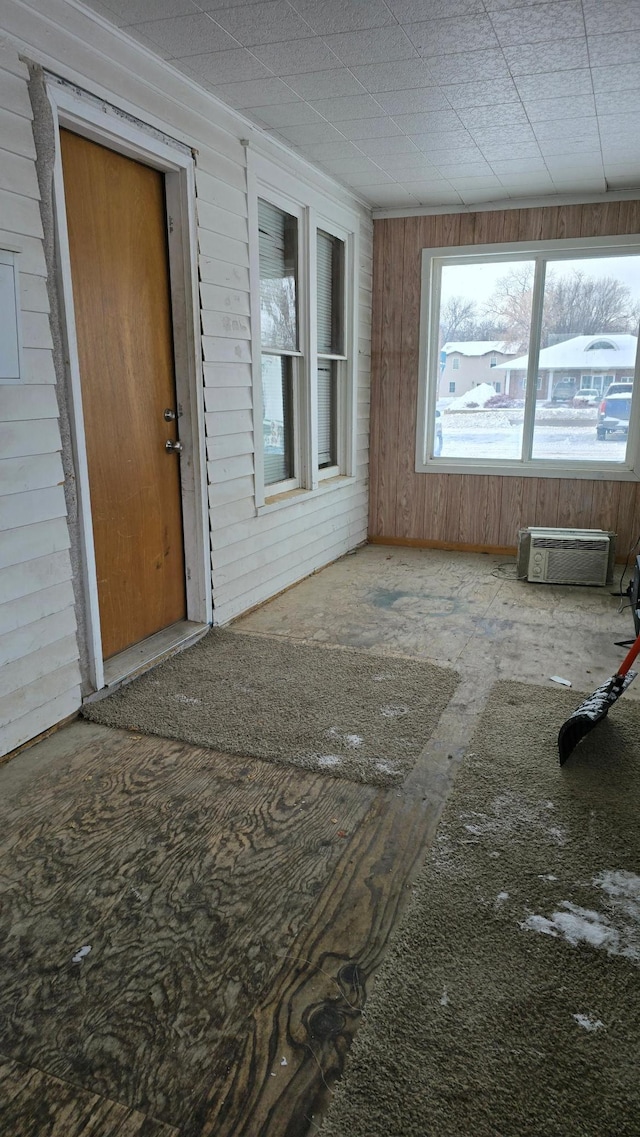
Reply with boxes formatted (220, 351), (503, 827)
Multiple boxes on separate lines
(573, 388), (600, 406)
(434, 408), (443, 456)
(551, 378), (577, 402)
(596, 391), (632, 440)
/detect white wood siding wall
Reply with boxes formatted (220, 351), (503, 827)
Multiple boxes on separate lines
(0, 43), (81, 757)
(0, 0), (372, 756)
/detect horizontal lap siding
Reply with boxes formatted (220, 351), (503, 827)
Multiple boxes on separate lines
(370, 205), (640, 553)
(208, 211), (372, 625)
(0, 50), (80, 757)
(1, 1), (372, 755)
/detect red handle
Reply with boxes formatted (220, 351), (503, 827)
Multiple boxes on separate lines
(618, 630), (640, 677)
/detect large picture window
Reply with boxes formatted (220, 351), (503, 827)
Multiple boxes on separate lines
(418, 237), (640, 479)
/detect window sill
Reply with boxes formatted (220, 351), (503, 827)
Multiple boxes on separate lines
(258, 474), (356, 515)
(417, 459), (640, 482)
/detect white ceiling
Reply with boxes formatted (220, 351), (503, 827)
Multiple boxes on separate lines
(80, 0), (640, 210)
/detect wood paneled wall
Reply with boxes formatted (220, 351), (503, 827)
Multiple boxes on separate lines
(369, 202), (640, 555)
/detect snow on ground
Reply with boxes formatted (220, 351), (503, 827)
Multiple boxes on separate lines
(447, 382), (499, 410)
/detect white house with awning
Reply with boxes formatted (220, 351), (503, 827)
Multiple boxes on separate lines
(498, 334), (638, 400)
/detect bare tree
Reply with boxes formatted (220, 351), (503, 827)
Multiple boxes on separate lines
(439, 295), (478, 345)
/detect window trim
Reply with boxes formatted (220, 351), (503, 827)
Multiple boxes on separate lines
(416, 235), (640, 482)
(248, 151), (359, 510)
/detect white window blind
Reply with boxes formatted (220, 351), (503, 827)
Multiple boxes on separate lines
(258, 199), (297, 351)
(317, 360), (337, 468)
(262, 354), (293, 485)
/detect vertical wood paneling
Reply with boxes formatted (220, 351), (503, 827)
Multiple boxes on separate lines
(370, 201), (640, 555)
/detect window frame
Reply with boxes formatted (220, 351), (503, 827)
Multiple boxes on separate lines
(416, 235), (640, 481)
(0, 250), (24, 385)
(248, 152), (359, 510)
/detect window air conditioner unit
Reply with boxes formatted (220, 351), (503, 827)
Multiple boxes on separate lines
(516, 527), (615, 586)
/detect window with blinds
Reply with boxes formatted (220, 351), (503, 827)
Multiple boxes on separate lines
(258, 199), (297, 351)
(317, 230), (345, 470)
(258, 199), (298, 486)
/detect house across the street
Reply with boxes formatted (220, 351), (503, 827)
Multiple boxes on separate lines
(499, 333), (638, 401)
(439, 341), (519, 398)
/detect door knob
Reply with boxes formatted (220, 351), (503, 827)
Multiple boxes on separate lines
(165, 439), (183, 453)
(164, 408), (177, 421)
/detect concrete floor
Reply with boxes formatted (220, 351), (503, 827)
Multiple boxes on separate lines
(1, 545), (637, 1135)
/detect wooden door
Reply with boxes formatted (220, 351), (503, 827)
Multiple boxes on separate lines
(60, 129), (186, 660)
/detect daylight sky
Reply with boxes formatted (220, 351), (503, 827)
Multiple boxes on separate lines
(440, 255), (640, 308)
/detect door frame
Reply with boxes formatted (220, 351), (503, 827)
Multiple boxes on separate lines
(47, 78), (211, 692)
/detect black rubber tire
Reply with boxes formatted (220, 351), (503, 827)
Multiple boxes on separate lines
(596, 429), (607, 441)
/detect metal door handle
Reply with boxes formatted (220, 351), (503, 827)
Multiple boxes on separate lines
(164, 408), (177, 421)
(165, 439), (183, 453)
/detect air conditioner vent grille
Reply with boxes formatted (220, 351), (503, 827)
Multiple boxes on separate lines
(531, 537), (609, 552)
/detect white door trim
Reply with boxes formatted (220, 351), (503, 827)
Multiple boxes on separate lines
(46, 77), (211, 692)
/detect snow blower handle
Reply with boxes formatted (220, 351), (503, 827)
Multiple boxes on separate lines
(617, 631), (640, 678)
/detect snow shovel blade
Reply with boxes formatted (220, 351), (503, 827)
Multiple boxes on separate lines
(558, 670), (636, 766)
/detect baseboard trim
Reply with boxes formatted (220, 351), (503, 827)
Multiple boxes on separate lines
(368, 536), (517, 557)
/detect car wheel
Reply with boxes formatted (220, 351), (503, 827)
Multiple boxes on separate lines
(596, 429), (607, 440)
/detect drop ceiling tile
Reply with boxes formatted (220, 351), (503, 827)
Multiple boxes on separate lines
(552, 176), (607, 192)
(582, 0), (640, 37)
(296, 140), (363, 159)
(434, 161), (494, 179)
(606, 175), (640, 189)
(309, 93), (386, 120)
(388, 0), (484, 17)
(375, 154), (441, 173)
(200, 0), (258, 8)
(373, 88), (451, 115)
(491, 2), (584, 45)
(477, 141), (543, 160)
(338, 118), (404, 140)
(471, 123), (537, 148)
(413, 145), (486, 166)
(523, 94), (596, 122)
(86, 0), (198, 24)
(497, 173), (556, 188)
(212, 76), (299, 106)
(178, 48), (270, 83)
(490, 157), (549, 175)
(289, 0), (395, 35)
(458, 188), (506, 203)
(322, 26), (420, 66)
(361, 186), (422, 206)
(428, 47), (512, 83)
(446, 175), (504, 189)
(213, 1), (315, 46)
(321, 156), (389, 175)
(458, 103), (528, 130)
(344, 170), (397, 186)
(598, 112), (640, 140)
(391, 110), (463, 135)
(350, 60), (438, 92)
(130, 12), (238, 56)
(403, 14), (499, 56)
(355, 135), (422, 157)
(485, 0), (572, 7)
(543, 153), (603, 171)
(444, 77), (520, 110)
(249, 37), (341, 74)
(585, 31), (640, 66)
(124, 25), (174, 57)
(278, 121), (347, 145)
(532, 117), (600, 143)
(502, 37), (588, 74)
(403, 187), (464, 205)
(246, 100), (323, 127)
(591, 64), (640, 94)
(400, 178), (457, 193)
(513, 68), (593, 102)
(537, 136), (602, 155)
(595, 89), (640, 116)
(281, 68), (366, 99)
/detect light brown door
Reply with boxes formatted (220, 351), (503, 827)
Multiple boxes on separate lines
(61, 129), (186, 660)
